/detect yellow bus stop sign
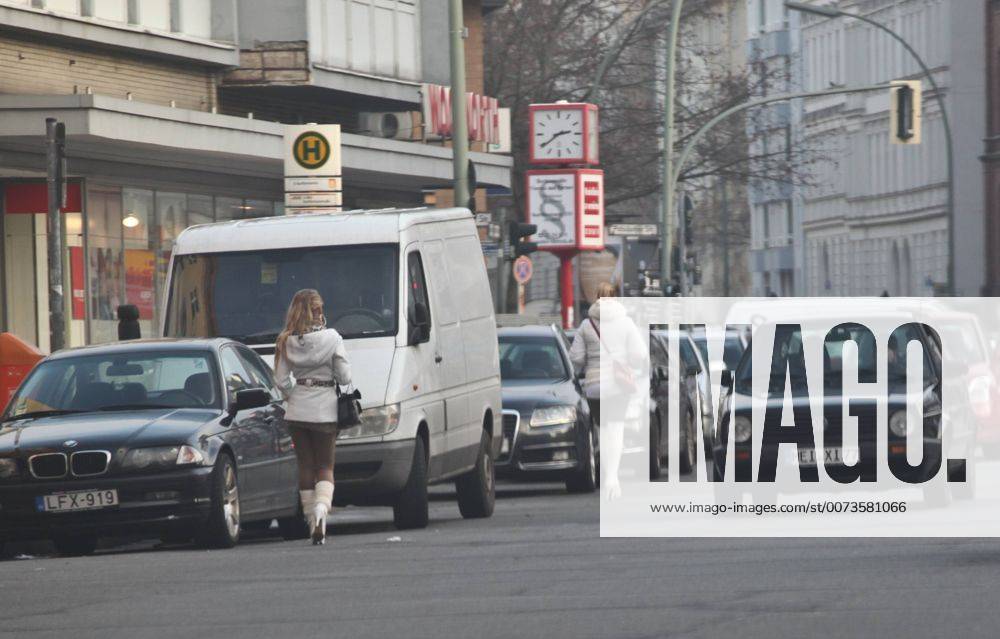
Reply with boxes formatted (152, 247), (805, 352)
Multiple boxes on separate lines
(293, 131), (331, 170)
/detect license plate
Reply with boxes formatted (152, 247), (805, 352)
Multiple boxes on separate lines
(797, 447), (859, 466)
(36, 489), (119, 513)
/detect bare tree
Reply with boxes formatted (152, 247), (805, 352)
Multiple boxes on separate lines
(485, 0), (817, 226)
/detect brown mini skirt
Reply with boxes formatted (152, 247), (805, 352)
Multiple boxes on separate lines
(285, 419), (339, 435)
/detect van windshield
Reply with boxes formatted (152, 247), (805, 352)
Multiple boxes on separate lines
(164, 244), (398, 343)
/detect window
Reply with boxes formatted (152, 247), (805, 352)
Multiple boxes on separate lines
(87, 187), (124, 344)
(219, 346), (252, 400)
(236, 346), (281, 401)
(407, 250), (430, 325)
(3, 350), (219, 417)
(498, 336), (570, 381)
(165, 244), (399, 342)
(88, 0), (126, 21)
(311, 0), (422, 81)
(134, 0), (170, 30)
(46, 0), (81, 15)
(177, 0), (210, 38)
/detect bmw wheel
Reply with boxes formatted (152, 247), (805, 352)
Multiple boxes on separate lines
(197, 453), (241, 549)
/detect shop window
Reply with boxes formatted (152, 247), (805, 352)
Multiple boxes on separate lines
(187, 194), (213, 226)
(87, 187), (124, 345)
(123, 190), (155, 334)
(215, 197), (242, 223)
(242, 200), (273, 219)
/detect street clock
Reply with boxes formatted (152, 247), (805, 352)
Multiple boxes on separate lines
(529, 103), (599, 165)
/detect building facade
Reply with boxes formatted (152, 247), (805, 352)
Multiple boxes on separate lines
(746, 0), (803, 296)
(985, 0), (1000, 294)
(684, 0), (752, 296)
(761, 0), (985, 298)
(0, 0), (511, 351)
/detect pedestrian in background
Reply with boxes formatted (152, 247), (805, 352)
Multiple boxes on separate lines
(569, 282), (644, 499)
(274, 289), (352, 545)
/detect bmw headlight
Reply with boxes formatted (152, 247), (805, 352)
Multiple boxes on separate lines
(733, 416), (752, 443)
(338, 404), (400, 440)
(0, 458), (18, 480)
(121, 445), (205, 471)
(530, 405), (577, 428)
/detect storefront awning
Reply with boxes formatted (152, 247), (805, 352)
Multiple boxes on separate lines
(0, 95), (512, 191)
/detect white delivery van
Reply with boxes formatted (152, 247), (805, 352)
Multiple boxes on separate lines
(162, 208), (501, 529)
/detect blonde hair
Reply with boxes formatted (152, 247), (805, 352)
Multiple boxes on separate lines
(596, 282), (616, 299)
(275, 289), (324, 365)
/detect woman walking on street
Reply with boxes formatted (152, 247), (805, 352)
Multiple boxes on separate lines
(274, 289), (352, 545)
(569, 282), (644, 499)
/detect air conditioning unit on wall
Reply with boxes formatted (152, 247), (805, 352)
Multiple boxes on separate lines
(358, 111), (422, 140)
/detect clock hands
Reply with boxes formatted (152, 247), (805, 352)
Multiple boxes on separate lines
(540, 130), (572, 149)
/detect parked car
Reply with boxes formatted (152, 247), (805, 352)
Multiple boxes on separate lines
(648, 331), (699, 478)
(163, 208), (502, 528)
(688, 325), (748, 378)
(0, 339), (307, 557)
(713, 319), (974, 505)
(496, 326), (597, 493)
(652, 328), (714, 458)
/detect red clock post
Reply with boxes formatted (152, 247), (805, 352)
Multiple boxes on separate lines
(525, 102), (604, 328)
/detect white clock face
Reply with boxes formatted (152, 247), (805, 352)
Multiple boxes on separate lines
(533, 109), (584, 161)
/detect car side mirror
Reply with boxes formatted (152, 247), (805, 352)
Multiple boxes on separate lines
(408, 302), (431, 345)
(230, 388), (271, 415)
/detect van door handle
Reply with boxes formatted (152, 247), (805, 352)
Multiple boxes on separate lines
(435, 354), (443, 363)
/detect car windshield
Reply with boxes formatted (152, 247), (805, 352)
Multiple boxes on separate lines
(2, 350), (220, 420)
(499, 336), (570, 381)
(734, 324), (938, 394)
(164, 244), (399, 343)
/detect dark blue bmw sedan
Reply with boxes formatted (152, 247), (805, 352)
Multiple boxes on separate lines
(0, 339), (307, 556)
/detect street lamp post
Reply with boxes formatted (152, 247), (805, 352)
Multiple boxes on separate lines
(660, 0), (684, 294)
(784, 1), (956, 295)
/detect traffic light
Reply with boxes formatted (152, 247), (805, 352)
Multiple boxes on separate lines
(509, 221), (538, 257)
(890, 80), (921, 145)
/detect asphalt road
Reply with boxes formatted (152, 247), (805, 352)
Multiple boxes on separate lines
(2, 480), (999, 639)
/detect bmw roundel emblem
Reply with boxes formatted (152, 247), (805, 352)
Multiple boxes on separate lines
(63, 440), (78, 448)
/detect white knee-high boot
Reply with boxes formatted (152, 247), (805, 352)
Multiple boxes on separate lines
(299, 489), (316, 531)
(312, 481), (334, 545)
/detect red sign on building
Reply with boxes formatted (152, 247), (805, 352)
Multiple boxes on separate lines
(422, 84), (501, 145)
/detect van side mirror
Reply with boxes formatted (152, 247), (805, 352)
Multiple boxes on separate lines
(408, 302), (431, 345)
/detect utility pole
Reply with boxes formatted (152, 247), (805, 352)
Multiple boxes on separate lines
(719, 179), (731, 297)
(45, 117), (66, 352)
(449, 0), (470, 209)
(660, 0), (684, 293)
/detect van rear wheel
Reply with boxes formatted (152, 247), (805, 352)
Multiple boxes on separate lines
(393, 437), (429, 530)
(456, 429), (496, 519)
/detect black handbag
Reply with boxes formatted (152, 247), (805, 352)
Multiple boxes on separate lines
(336, 384), (363, 427)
